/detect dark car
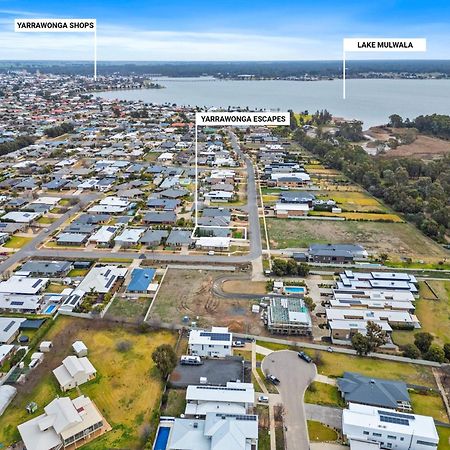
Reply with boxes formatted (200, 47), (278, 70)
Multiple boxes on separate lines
(298, 351), (312, 363)
(266, 374), (280, 385)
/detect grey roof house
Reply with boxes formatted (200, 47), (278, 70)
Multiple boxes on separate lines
(337, 372), (411, 411)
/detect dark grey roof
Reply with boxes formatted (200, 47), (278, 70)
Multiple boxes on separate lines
(139, 229), (169, 244)
(309, 244), (366, 257)
(144, 211), (176, 223)
(280, 191), (316, 203)
(159, 188), (189, 199)
(202, 207), (231, 218)
(64, 223), (98, 234)
(166, 230), (192, 246)
(337, 372), (410, 409)
(21, 260), (72, 275)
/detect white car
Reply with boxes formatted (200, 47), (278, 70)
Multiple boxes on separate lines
(258, 395), (269, 403)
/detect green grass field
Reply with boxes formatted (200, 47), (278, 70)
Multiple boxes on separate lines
(106, 296), (152, 321)
(0, 317), (176, 449)
(392, 281), (450, 346)
(410, 391), (449, 423)
(304, 382), (344, 407)
(67, 268), (90, 277)
(3, 235), (32, 248)
(161, 389), (186, 417)
(307, 420), (338, 442)
(263, 218), (448, 261)
(438, 426), (450, 450)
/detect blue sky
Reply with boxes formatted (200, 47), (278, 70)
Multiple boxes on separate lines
(0, 0), (449, 60)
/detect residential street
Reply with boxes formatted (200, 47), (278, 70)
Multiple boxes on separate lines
(262, 350), (317, 450)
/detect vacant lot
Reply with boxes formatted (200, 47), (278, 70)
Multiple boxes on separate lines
(410, 391), (448, 423)
(393, 281), (450, 347)
(317, 190), (387, 213)
(309, 211), (403, 222)
(150, 269), (265, 334)
(304, 381), (343, 407)
(222, 280), (267, 295)
(0, 317), (176, 449)
(264, 218), (448, 261)
(307, 420), (338, 443)
(106, 295), (151, 322)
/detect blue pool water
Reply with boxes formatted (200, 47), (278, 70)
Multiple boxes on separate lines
(44, 304), (57, 314)
(154, 426), (170, 450)
(284, 287), (305, 294)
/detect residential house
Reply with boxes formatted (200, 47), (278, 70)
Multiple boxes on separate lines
(189, 327), (232, 358)
(53, 355), (96, 391)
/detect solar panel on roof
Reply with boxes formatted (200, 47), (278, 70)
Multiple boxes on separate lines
(378, 410), (414, 420)
(3, 320), (15, 332)
(32, 279), (42, 288)
(104, 276), (115, 289)
(199, 332), (230, 341)
(11, 301), (24, 306)
(197, 386), (246, 392)
(104, 269), (111, 278)
(380, 415), (409, 426)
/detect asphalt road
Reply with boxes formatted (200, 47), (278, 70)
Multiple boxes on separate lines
(262, 350), (317, 450)
(228, 131), (262, 260)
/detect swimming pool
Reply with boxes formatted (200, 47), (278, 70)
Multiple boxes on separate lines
(44, 304), (57, 314)
(284, 286), (305, 295)
(154, 426), (170, 450)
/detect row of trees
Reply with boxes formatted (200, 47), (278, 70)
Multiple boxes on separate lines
(272, 258), (310, 277)
(389, 113), (450, 140)
(44, 122), (74, 138)
(293, 128), (450, 242)
(402, 332), (450, 363)
(0, 135), (35, 156)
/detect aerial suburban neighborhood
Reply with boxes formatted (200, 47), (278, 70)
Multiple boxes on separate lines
(1, 3), (450, 448)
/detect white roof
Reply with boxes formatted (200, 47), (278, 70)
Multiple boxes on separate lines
(18, 395), (102, 450)
(274, 203), (309, 211)
(0, 317), (25, 343)
(78, 265), (127, 293)
(88, 204), (126, 214)
(99, 196), (130, 207)
(189, 327), (232, 347)
(326, 308), (419, 326)
(115, 228), (146, 243)
(0, 344), (14, 360)
(0, 293), (42, 311)
(1, 211), (41, 223)
(89, 225), (120, 243)
(72, 341), (87, 353)
(0, 384), (16, 416)
(31, 197), (61, 206)
(271, 172), (311, 181)
(329, 319), (392, 332)
(196, 237), (231, 249)
(53, 356), (96, 388)
(0, 276), (48, 295)
(186, 382), (254, 405)
(343, 402), (439, 442)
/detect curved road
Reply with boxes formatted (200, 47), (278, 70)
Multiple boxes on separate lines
(262, 350), (316, 450)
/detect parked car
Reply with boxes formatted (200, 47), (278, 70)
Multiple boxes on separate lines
(266, 374), (280, 385)
(233, 340), (245, 348)
(297, 351), (312, 363)
(258, 395), (269, 403)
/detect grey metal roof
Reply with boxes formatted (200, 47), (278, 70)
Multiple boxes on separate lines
(337, 372), (410, 409)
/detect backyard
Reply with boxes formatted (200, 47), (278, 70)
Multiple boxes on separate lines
(0, 316), (177, 449)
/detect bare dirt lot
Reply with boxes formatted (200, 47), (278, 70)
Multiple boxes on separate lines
(367, 126), (450, 159)
(150, 269), (266, 334)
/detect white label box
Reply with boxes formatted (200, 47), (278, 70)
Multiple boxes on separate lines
(195, 112), (290, 126)
(14, 19), (96, 32)
(343, 38), (426, 52)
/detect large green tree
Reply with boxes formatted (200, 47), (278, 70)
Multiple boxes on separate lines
(152, 344), (177, 379)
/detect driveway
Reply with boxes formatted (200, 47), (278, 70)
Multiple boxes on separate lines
(262, 350), (316, 450)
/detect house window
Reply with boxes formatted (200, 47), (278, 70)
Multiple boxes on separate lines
(387, 435), (396, 440)
(363, 431), (369, 435)
(416, 441), (437, 447)
(373, 432), (382, 437)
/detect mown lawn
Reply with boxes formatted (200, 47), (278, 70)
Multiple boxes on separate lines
(307, 420), (338, 442)
(106, 296), (151, 321)
(45, 282), (66, 293)
(438, 426), (450, 450)
(67, 268), (90, 277)
(3, 235), (32, 248)
(161, 389), (186, 417)
(304, 382), (344, 407)
(410, 391), (449, 423)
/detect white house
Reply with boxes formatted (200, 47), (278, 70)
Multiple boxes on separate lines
(342, 402), (439, 450)
(185, 381), (254, 417)
(72, 341), (88, 357)
(189, 327), (232, 358)
(17, 395), (105, 450)
(53, 356), (96, 391)
(77, 265), (127, 294)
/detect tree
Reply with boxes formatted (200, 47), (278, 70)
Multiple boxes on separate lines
(272, 259), (287, 276)
(297, 263), (310, 277)
(402, 344), (421, 359)
(414, 332), (434, 354)
(304, 296), (316, 312)
(351, 332), (370, 356)
(425, 344), (446, 363)
(152, 344), (177, 379)
(389, 114), (403, 128)
(444, 343), (450, 362)
(365, 321), (388, 352)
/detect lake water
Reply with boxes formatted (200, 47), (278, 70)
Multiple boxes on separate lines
(94, 78), (450, 129)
